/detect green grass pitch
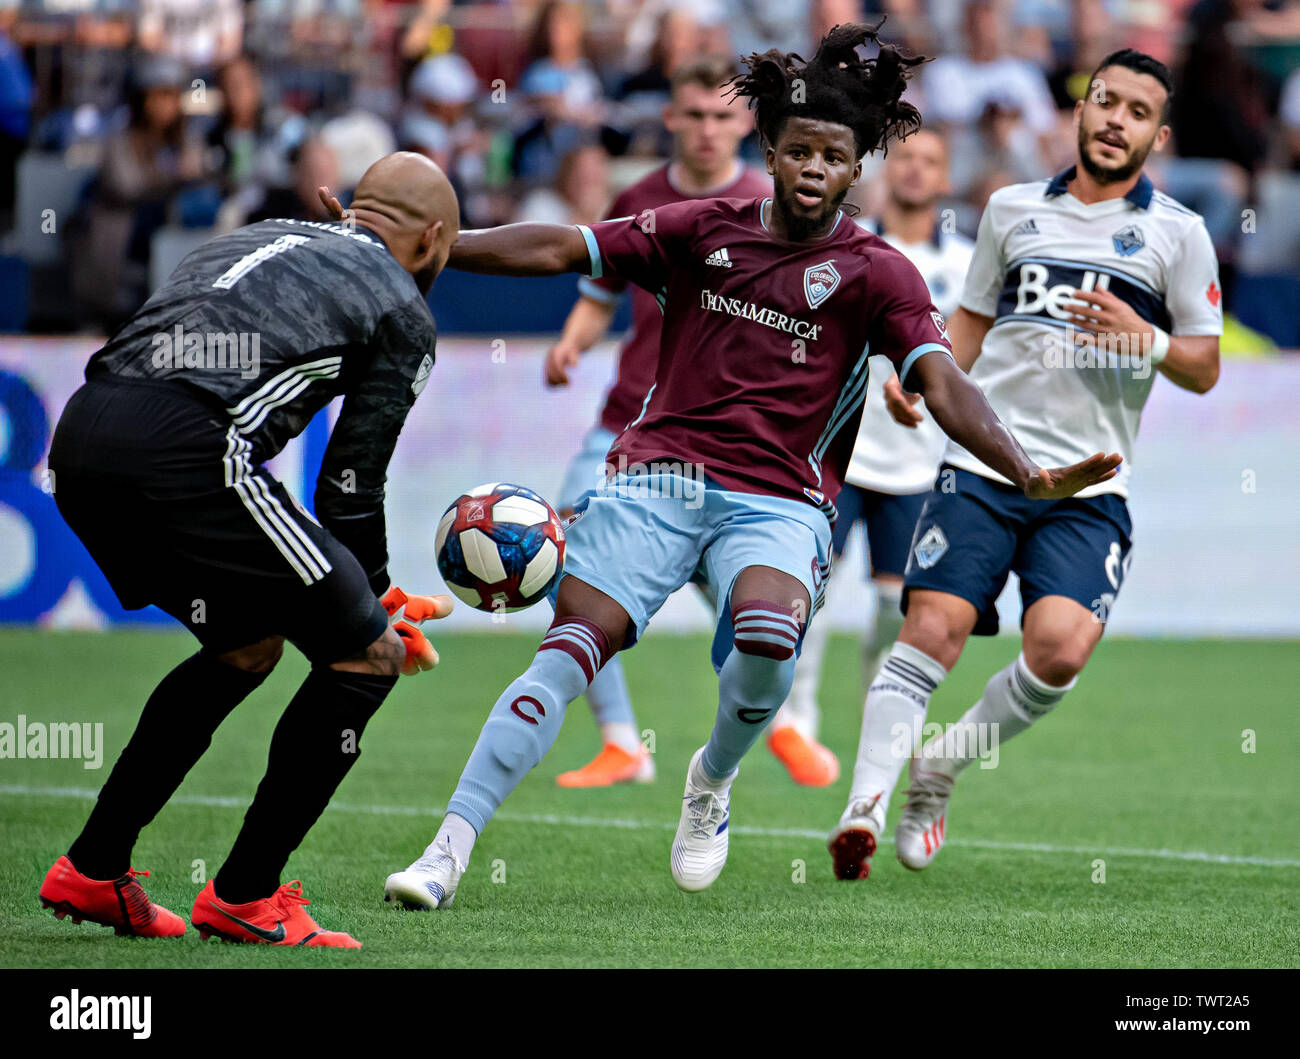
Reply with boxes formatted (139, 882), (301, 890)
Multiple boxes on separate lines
(1, 628), (1297, 968)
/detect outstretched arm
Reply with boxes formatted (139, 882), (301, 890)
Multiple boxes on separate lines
(318, 185), (594, 277)
(447, 223), (594, 276)
(908, 350), (1122, 500)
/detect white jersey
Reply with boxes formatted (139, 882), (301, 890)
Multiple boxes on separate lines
(946, 168), (1223, 499)
(846, 220), (974, 495)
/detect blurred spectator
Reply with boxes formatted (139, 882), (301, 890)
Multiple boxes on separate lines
(319, 106), (397, 188)
(1170, 0), (1274, 176)
(401, 0), (455, 63)
(623, 0), (727, 70)
(724, 0), (813, 59)
(515, 142), (610, 224)
(1046, 0), (1118, 111)
(513, 1), (618, 185)
(71, 56), (211, 329)
(519, 1), (605, 128)
(922, 0), (1056, 199)
(138, 0), (244, 72)
(922, 0), (1057, 141)
(400, 52), (480, 175)
(207, 57), (280, 192)
(247, 136), (341, 223)
(0, 21), (33, 231)
(617, 7), (703, 156)
(1160, 0), (1276, 279)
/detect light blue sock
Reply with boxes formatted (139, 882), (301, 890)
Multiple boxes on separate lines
(448, 618), (608, 833)
(584, 654), (636, 728)
(700, 648), (798, 781)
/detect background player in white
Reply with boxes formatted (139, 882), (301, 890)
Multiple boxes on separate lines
(769, 127), (973, 787)
(543, 57), (768, 789)
(828, 49), (1222, 881)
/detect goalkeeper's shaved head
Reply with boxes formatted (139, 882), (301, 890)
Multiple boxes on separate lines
(319, 151), (460, 294)
(353, 152), (459, 234)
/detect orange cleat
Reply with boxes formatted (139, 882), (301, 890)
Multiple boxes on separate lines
(191, 880), (362, 948)
(39, 855), (186, 938)
(767, 726), (840, 787)
(556, 742), (654, 787)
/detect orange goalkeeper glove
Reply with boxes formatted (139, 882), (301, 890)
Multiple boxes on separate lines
(381, 586), (454, 676)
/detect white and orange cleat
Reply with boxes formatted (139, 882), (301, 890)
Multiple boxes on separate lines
(827, 793), (885, 880)
(767, 725), (840, 787)
(895, 762), (954, 871)
(556, 743), (655, 788)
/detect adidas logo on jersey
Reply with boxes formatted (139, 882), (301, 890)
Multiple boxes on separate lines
(704, 248), (734, 268)
(1011, 218), (1039, 237)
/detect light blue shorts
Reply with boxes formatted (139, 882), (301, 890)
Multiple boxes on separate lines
(550, 471), (832, 672)
(557, 424), (618, 512)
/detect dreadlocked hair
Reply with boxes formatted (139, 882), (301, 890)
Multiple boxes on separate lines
(727, 21), (926, 158)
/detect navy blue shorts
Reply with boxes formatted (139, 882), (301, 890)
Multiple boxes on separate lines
(903, 466), (1133, 636)
(831, 483), (929, 578)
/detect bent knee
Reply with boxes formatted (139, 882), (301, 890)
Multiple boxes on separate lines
(217, 636), (284, 674)
(731, 599), (802, 661)
(899, 594), (970, 670)
(1022, 639), (1091, 687)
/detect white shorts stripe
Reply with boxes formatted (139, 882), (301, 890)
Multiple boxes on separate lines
(222, 425), (332, 585)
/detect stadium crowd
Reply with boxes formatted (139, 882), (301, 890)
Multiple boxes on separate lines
(0, 0), (1297, 343)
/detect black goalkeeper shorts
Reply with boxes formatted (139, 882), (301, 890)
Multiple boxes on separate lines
(48, 375), (388, 664)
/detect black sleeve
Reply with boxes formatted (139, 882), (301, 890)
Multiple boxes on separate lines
(314, 301), (436, 596)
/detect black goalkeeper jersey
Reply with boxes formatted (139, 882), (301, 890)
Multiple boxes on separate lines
(85, 217), (437, 594)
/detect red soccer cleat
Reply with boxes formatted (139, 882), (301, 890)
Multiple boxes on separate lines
(191, 880), (362, 948)
(39, 855), (187, 938)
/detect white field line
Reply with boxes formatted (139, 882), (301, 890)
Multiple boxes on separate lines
(4, 784), (1299, 870)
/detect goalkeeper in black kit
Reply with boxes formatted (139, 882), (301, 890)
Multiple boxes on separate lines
(38, 153), (459, 949)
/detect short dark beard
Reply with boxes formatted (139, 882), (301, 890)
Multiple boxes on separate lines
(1077, 126), (1153, 185)
(774, 182), (849, 241)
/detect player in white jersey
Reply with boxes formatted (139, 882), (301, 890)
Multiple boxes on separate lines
(828, 49), (1222, 880)
(769, 128), (973, 788)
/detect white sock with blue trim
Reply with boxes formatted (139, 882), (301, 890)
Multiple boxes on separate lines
(848, 641), (947, 817)
(927, 653), (1075, 779)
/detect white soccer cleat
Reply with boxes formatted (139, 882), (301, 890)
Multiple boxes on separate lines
(895, 762), (955, 871)
(670, 747), (733, 892)
(827, 793), (886, 880)
(384, 837), (465, 910)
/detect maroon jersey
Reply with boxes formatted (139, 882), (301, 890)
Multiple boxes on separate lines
(578, 164), (771, 434)
(578, 196), (954, 512)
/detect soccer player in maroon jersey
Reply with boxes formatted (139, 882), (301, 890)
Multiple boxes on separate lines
(545, 55), (771, 790)
(377, 23), (1121, 905)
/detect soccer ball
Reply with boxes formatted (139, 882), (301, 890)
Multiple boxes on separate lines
(435, 483), (566, 612)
